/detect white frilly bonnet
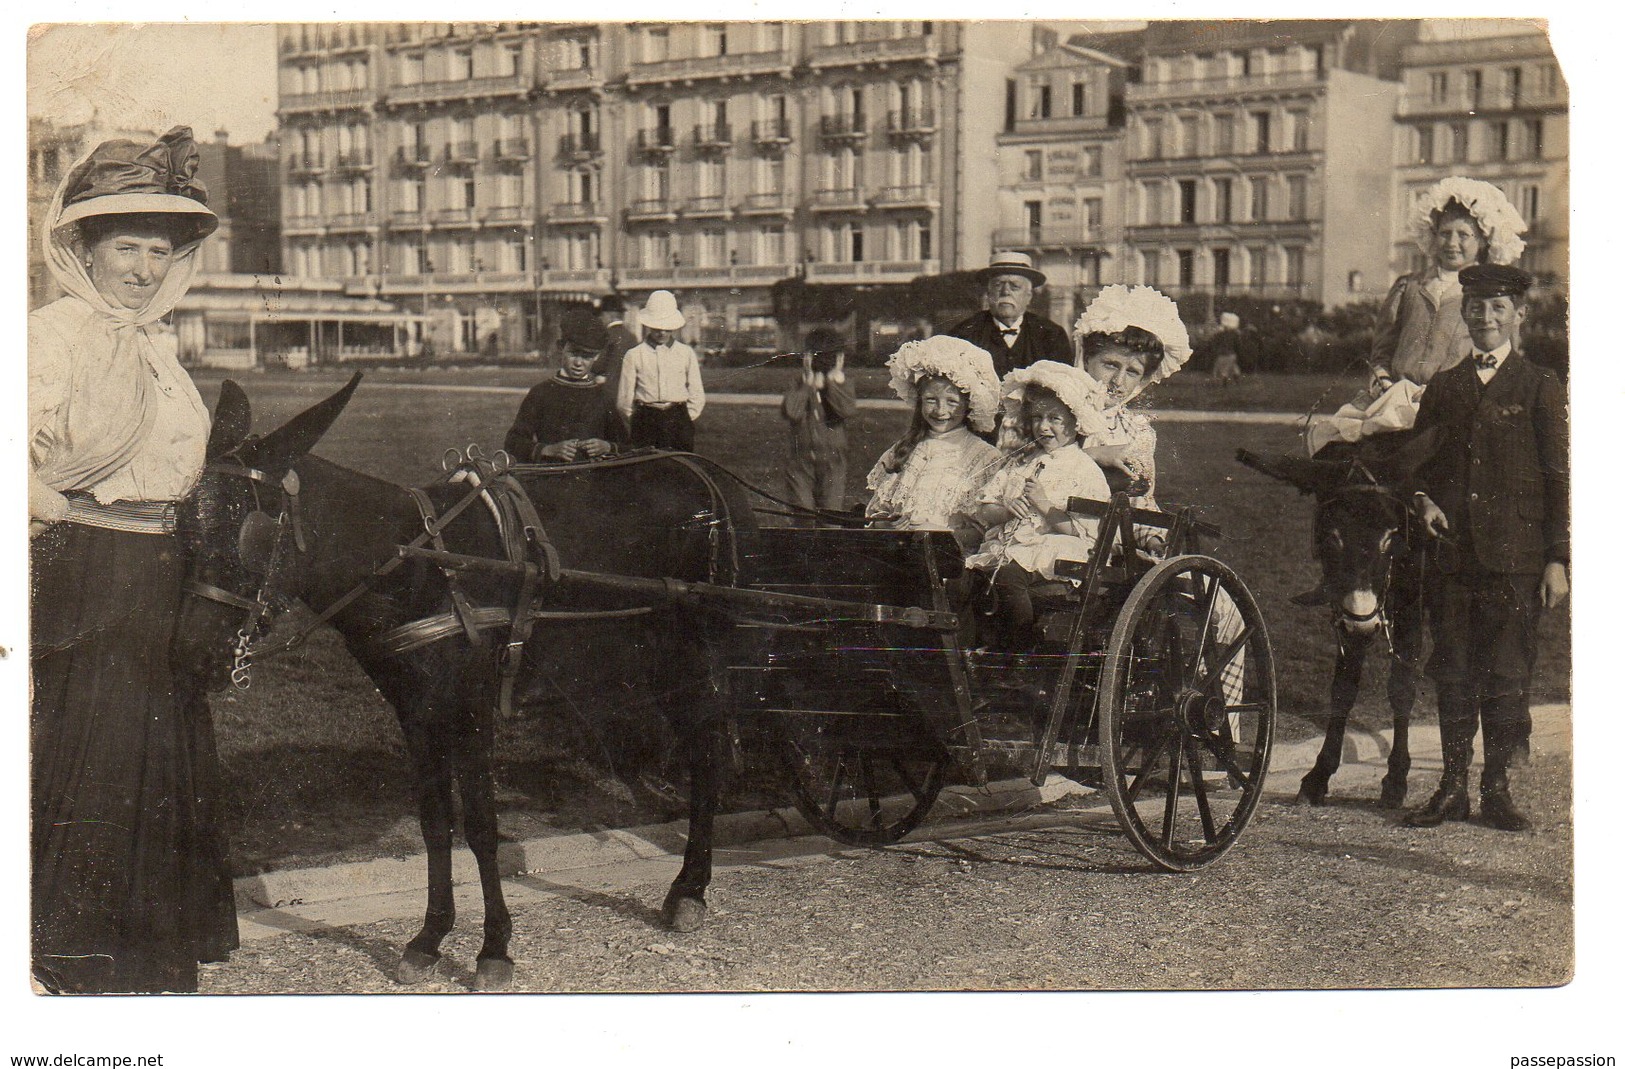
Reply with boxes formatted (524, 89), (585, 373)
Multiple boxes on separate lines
(1072, 284), (1193, 387)
(886, 335), (1003, 434)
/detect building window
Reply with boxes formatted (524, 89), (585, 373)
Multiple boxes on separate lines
(646, 159), (670, 201)
(1537, 63), (1561, 97)
(571, 168), (594, 205)
(1141, 250), (1159, 287)
(1082, 197), (1103, 233)
(759, 22), (786, 52)
(462, 174), (477, 209)
(757, 153), (785, 195)
(1071, 79), (1087, 116)
(505, 42), (523, 77)
(1144, 117), (1164, 159)
(1288, 109), (1310, 151)
(915, 218), (932, 260)
(1465, 69), (1483, 109)
(1247, 245), (1268, 285)
(1179, 115), (1199, 157)
(1250, 176), (1269, 221)
(1143, 182), (1163, 225)
(1178, 179), (1197, 224)
(1025, 150), (1043, 181)
(1251, 110), (1271, 154)
(698, 158), (725, 199)
(698, 228), (726, 267)
(1449, 123), (1469, 162)
(1416, 126), (1434, 164)
(643, 26), (670, 63)
(453, 47), (474, 80)
(640, 231), (671, 270)
(1524, 118), (1544, 159)
(1213, 248), (1231, 288)
(502, 235), (526, 273)
(1176, 249), (1194, 288)
(1213, 113), (1235, 156)
(1284, 246), (1306, 287)
(1520, 184), (1540, 223)
(1025, 200), (1043, 237)
(1081, 145), (1102, 177)
(1286, 175), (1308, 221)
(704, 23), (729, 57)
(1491, 120), (1511, 161)
(1428, 71), (1448, 104)
(1215, 178), (1233, 223)
(757, 224), (785, 265)
(1031, 80), (1052, 119)
(1503, 66), (1522, 106)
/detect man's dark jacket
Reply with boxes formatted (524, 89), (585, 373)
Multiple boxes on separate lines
(1411, 350), (1569, 574)
(945, 310), (1073, 377)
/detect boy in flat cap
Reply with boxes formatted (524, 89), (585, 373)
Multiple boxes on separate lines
(1406, 263), (1568, 833)
(504, 306), (626, 463)
(780, 327), (858, 520)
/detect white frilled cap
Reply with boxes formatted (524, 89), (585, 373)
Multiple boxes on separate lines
(1072, 284), (1193, 387)
(1408, 176), (1528, 265)
(998, 360), (1110, 442)
(886, 335), (1002, 434)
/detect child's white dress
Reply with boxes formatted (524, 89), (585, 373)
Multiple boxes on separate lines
(865, 426), (1002, 530)
(964, 445), (1112, 580)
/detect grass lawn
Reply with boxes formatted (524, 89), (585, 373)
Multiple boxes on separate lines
(196, 375), (1570, 874)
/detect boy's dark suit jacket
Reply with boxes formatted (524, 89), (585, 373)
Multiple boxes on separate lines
(1412, 350), (1569, 574)
(946, 310), (1074, 377)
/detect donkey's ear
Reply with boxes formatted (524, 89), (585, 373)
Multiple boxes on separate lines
(207, 379), (253, 460)
(240, 373), (362, 477)
(1235, 449), (1346, 498)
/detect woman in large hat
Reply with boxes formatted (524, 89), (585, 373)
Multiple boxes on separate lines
(30, 126), (237, 992)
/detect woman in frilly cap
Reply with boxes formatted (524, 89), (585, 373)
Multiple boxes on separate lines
(1308, 176), (1528, 454)
(865, 335), (1003, 536)
(30, 127), (237, 992)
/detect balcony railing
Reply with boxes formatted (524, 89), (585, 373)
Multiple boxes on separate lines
(738, 191), (791, 213)
(808, 34), (937, 67)
(334, 149), (374, 171)
(886, 108), (937, 135)
(431, 206), (479, 225)
(539, 65), (600, 91)
(625, 49), (792, 85)
(627, 197), (678, 218)
(819, 115), (867, 141)
(683, 195), (729, 216)
(327, 212), (378, 230)
(395, 146), (434, 169)
(482, 204), (530, 223)
(1128, 69), (1324, 101)
(288, 152), (326, 175)
(385, 73), (532, 106)
(444, 140), (480, 164)
(618, 264), (791, 286)
(694, 123), (733, 149)
(993, 225), (1101, 248)
(805, 259), (938, 282)
(809, 187), (865, 209)
(539, 267), (612, 288)
(390, 208), (426, 225)
(558, 132), (601, 157)
(636, 128), (677, 153)
(872, 185), (937, 207)
(1399, 84), (1568, 116)
(283, 214), (326, 231)
(549, 201), (606, 221)
(493, 138), (532, 161)
(280, 87), (376, 112)
(752, 118), (793, 144)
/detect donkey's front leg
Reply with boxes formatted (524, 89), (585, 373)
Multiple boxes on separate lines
(399, 724), (457, 984)
(455, 688), (514, 992)
(1298, 631), (1367, 806)
(663, 708), (720, 934)
(1381, 603), (1424, 808)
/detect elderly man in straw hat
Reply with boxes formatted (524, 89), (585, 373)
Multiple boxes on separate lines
(946, 251), (1074, 378)
(615, 290), (706, 452)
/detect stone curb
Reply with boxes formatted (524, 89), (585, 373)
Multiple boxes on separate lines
(234, 703), (1568, 913)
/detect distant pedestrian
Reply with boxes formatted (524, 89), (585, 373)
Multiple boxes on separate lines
(1209, 311), (1244, 386)
(780, 327), (858, 520)
(504, 306), (625, 463)
(616, 290), (705, 452)
(593, 293), (637, 399)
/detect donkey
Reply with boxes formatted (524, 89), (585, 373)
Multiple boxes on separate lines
(174, 377), (759, 991)
(1236, 427), (1439, 808)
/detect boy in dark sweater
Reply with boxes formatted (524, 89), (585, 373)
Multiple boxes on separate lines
(504, 307), (626, 463)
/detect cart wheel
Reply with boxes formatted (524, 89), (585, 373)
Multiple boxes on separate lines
(774, 687), (948, 847)
(1096, 555), (1275, 871)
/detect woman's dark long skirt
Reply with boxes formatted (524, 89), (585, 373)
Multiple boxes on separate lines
(30, 521), (238, 994)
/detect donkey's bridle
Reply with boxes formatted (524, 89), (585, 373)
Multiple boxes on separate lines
(1317, 481), (1421, 635)
(182, 458), (306, 689)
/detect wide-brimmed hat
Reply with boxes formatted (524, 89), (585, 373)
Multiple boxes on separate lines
(886, 335), (1002, 434)
(999, 360), (1110, 442)
(1219, 312), (1241, 329)
(1073, 285), (1193, 389)
(976, 251), (1046, 289)
(1407, 176), (1527, 266)
(53, 126), (218, 247)
(639, 290), (686, 331)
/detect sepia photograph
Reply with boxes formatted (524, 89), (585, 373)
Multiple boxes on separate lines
(11, 3), (1613, 1065)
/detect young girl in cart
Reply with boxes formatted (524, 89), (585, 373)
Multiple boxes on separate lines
(1071, 284), (1194, 553)
(865, 335), (1003, 538)
(963, 361), (1112, 651)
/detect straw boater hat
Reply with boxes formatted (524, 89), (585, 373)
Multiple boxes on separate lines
(52, 126), (218, 249)
(638, 290), (686, 331)
(1072, 284), (1194, 388)
(1408, 176), (1528, 266)
(976, 250), (1046, 289)
(885, 335), (1002, 434)
(998, 360), (1110, 442)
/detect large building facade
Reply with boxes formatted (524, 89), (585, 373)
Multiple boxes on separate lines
(275, 20), (1035, 356)
(1120, 21), (1419, 314)
(1391, 31), (1568, 282)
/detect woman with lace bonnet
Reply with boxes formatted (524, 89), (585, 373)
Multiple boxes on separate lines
(1308, 177), (1528, 454)
(30, 127), (238, 992)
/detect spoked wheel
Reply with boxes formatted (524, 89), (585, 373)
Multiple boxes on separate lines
(773, 685), (948, 847)
(1097, 555), (1275, 871)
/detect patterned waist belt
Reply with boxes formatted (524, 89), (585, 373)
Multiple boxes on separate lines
(63, 493), (178, 535)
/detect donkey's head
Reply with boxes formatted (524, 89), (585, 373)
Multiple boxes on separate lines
(1237, 427), (1438, 637)
(173, 373), (362, 692)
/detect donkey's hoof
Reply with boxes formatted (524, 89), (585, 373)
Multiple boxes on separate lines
(395, 948), (441, 985)
(662, 894), (707, 933)
(1380, 779), (1408, 808)
(472, 957), (514, 992)
(1295, 778), (1329, 807)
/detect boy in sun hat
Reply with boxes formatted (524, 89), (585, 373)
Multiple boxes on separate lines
(615, 290), (705, 451)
